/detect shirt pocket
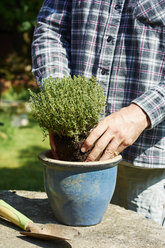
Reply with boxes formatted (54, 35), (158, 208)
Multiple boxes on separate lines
(133, 0), (165, 26)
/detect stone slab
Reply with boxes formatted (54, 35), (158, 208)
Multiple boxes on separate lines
(0, 190), (165, 248)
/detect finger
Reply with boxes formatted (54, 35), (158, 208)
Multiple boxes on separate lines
(115, 143), (128, 155)
(100, 141), (127, 161)
(85, 131), (113, 162)
(81, 120), (107, 153)
(99, 138), (121, 161)
(49, 132), (59, 159)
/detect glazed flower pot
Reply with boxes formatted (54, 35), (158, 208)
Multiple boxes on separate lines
(38, 150), (122, 226)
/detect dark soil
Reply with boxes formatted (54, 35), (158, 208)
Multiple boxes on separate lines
(54, 134), (92, 162)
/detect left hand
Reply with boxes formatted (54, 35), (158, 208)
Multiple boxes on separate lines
(81, 103), (150, 161)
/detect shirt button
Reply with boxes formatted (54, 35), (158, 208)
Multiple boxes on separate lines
(115, 4), (122, 11)
(107, 36), (113, 42)
(101, 68), (108, 75)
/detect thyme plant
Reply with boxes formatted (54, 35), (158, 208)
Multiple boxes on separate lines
(29, 75), (106, 141)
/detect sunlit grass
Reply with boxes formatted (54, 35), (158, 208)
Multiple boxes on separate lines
(0, 112), (49, 191)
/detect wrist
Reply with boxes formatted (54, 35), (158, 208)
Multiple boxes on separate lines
(129, 103), (151, 129)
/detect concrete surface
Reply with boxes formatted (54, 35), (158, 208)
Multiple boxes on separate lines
(0, 190), (165, 248)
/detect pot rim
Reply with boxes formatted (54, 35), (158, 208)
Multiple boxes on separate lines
(38, 150), (122, 169)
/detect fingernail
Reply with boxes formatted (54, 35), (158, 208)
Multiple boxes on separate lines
(81, 147), (86, 153)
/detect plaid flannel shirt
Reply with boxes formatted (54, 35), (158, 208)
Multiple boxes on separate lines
(32, 0), (165, 168)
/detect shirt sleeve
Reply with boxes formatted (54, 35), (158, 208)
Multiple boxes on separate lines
(32, 0), (71, 84)
(132, 81), (165, 129)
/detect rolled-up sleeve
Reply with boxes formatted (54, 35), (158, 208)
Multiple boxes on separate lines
(32, 0), (71, 84)
(132, 82), (165, 129)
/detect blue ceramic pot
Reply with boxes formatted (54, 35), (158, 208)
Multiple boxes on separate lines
(38, 150), (122, 226)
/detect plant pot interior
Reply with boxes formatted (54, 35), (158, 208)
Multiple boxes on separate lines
(54, 134), (92, 162)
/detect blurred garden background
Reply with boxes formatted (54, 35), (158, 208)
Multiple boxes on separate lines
(0, 0), (49, 191)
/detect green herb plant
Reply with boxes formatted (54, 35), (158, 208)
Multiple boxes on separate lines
(29, 75), (106, 141)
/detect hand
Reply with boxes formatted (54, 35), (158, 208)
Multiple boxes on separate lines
(81, 103), (150, 161)
(49, 132), (59, 159)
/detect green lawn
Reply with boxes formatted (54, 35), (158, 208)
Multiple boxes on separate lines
(0, 112), (49, 191)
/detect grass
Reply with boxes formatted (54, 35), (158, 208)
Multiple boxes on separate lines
(0, 111), (49, 191)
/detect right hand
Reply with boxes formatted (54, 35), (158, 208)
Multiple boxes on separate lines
(49, 132), (59, 159)
(81, 104), (150, 161)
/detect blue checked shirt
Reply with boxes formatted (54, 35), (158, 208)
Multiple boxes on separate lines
(32, 0), (165, 168)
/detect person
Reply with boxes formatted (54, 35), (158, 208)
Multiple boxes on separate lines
(32, 0), (165, 226)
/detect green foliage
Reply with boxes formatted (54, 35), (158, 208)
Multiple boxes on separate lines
(29, 76), (106, 141)
(0, 0), (42, 32)
(0, 113), (15, 141)
(2, 87), (30, 101)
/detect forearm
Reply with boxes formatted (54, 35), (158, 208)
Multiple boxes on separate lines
(32, 0), (71, 83)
